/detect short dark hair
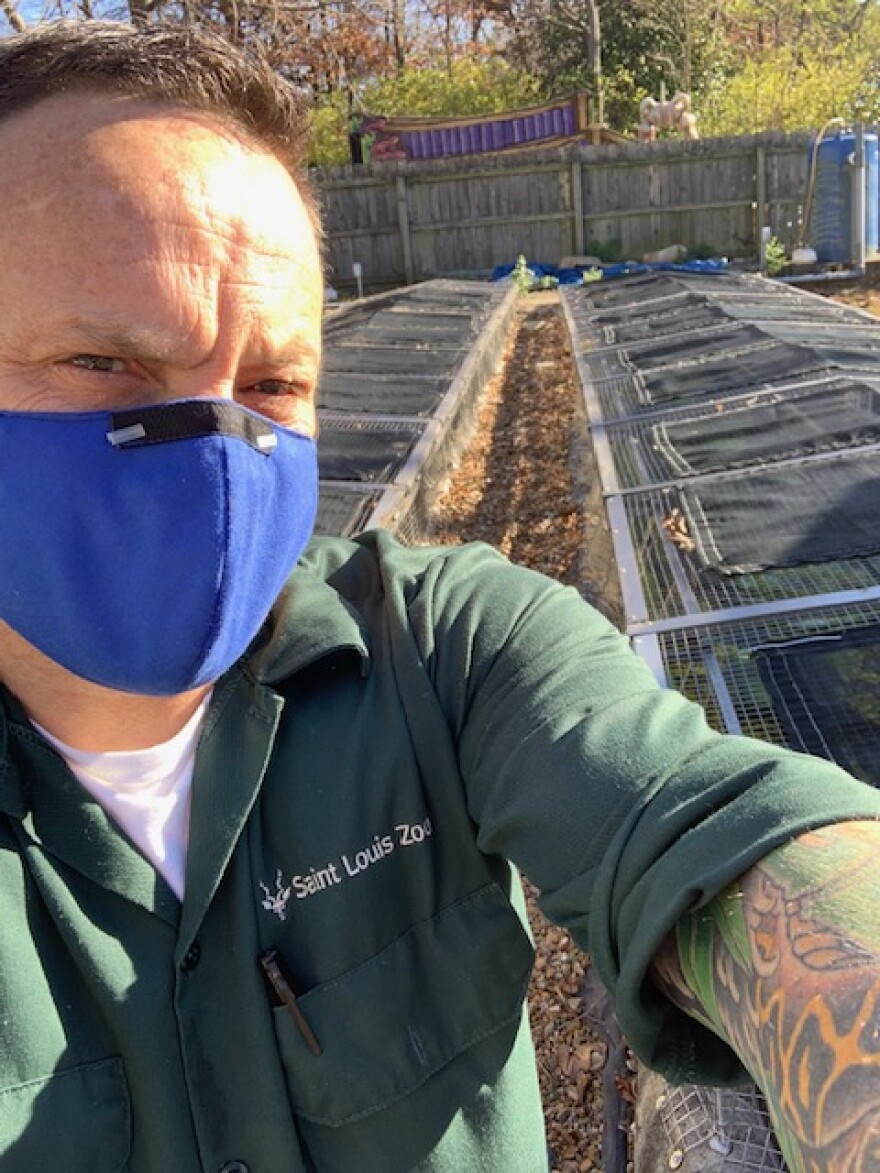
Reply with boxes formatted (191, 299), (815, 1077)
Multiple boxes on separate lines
(0, 20), (319, 229)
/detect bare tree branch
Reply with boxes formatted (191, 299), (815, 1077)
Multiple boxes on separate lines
(0, 0), (27, 32)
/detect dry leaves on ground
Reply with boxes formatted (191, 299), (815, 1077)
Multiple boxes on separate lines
(427, 292), (623, 1172)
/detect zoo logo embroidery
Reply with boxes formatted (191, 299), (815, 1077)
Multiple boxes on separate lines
(260, 870), (292, 921)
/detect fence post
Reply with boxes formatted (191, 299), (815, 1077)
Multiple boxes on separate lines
(755, 142), (768, 248)
(571, 157), (585, 256)
(396, 172), (416, 285)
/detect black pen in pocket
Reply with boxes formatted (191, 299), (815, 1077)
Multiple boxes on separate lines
(259, 947), (323, 1057)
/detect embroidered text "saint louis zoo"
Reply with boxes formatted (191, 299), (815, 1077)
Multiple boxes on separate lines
(260, 818), (433, 919)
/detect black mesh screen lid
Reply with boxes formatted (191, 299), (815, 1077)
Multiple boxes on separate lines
(627, 324), (769, 371)
(322, 346), (464, 376)
(404, 281), (494, 304)
(581, 273), (675, 309)
(318, 426), (420, 483)
(814, 343), (880, 371)
(639, 341), (830, 407)
(317, 372), (446, 417)
(675, 451), (880, 574)
(602, 303), (726, 344)
(717, 298), (871, 325)
(584, 289), (696, 325)
(651, 383), (880, 476)
(339, 311), (480, 348)
(761, 322), (880, 350)
(315, 487), (381, 537)
(753, 625), (880, 787)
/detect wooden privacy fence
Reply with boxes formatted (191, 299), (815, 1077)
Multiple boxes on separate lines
(314, 131), (821, 292)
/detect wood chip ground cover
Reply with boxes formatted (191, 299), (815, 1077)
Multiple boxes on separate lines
(426, 292), (622, 1172)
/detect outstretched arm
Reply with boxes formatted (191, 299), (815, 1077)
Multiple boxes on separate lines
(653, 819), (880, 1173)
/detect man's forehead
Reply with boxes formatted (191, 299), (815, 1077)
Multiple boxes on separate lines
(1, 94), (294, 203)
(0, 89), (263, 159)
(0, 91), (323, 366)
(0, 92), (318, 265)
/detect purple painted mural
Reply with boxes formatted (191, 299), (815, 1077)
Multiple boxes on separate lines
(350, 94), (594, 164)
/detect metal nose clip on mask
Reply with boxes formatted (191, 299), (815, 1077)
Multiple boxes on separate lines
(0, 399), (318, 695)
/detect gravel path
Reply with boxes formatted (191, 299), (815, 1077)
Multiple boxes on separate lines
(426, 290), (624, 1172)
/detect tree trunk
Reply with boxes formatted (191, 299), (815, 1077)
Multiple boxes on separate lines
(586, 0), (604, 126)
(444, 0), (453, 74)
(391, 0), (406, 69)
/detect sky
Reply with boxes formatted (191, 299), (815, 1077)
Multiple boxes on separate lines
(3, 1), (121, 29)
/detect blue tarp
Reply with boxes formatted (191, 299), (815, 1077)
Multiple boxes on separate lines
(491, 258), (729, 284)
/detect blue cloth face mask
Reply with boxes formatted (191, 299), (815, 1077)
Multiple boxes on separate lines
(0, 398), (318, 695)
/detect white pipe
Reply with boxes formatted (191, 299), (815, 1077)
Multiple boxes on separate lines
(850, 122), (867, 274)
(775, 268), (863, 285)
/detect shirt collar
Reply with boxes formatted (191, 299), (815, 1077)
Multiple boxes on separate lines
(244, 561), (371, 686)
(0, 688), (34, 818)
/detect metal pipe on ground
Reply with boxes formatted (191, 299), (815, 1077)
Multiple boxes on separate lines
(775, 267), (864, 285)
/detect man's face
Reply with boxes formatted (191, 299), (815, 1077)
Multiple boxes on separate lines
(0, 93), (322, 433)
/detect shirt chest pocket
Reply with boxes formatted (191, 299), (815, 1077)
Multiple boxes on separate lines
(0, 1057), (131, 1173)
(271, 882), (535, 1128)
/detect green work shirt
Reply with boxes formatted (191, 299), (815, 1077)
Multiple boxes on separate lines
(2, 532), (879, 1173)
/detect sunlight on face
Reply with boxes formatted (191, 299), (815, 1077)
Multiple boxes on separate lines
(0, 94), (323, 435)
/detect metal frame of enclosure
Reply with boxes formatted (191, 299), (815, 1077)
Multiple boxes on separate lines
(316, 279), (518, 540)
(562, 268), (880, 1173)
(561, 272), (880, 750)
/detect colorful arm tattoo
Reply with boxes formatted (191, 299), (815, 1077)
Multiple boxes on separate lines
(653, 820), (880, 1173)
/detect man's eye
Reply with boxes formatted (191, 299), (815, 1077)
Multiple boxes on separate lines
(249, 380), (297, 397)
(69, 355), (126, 374)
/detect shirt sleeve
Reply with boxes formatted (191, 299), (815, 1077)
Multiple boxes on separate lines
(402, 537), (880, 1086)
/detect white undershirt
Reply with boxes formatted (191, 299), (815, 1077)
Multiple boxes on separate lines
(33, 693), (212, 901)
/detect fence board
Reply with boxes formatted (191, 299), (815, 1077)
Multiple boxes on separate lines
(314, 131), (856, 291)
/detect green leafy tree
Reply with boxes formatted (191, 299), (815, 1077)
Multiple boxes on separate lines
(606, 0), (730, 98)
(362, 55), (540, 117)
(698, 0), (880, 135)
(694, 0), (880, 132)
(506, 0), (725, 133)
(718, 0), (870, 57)
(310, 92), (354, 166)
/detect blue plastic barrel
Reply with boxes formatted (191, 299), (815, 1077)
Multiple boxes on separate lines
(810, 131), (880, 262)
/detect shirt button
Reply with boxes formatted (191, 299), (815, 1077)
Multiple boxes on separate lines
(180, 942), (201, 972)
(218, 1163), (249, 1173)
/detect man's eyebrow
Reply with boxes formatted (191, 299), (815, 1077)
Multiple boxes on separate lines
(53, 320), (186, 362)
(50, 320), (321, 370)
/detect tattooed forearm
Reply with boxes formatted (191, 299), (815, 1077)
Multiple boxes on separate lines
(654, 820), (880, 1173)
